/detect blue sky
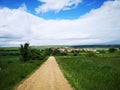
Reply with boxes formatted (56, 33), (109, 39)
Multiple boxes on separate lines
(0, 0), (120, 46)
(0, 0), (108, 19)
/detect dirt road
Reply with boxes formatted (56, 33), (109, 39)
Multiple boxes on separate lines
(17, 56), (73, 90)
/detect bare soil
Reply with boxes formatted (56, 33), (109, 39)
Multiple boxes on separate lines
(17, 56), (73, 90)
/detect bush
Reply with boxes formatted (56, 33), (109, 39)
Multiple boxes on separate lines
(73, 52), (78, 56)
(87, 52), (96, 57)
(108, 48), (117, 53)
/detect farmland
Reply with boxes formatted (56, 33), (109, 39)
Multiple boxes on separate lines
(0, 47), (46, 90)
(0, 45), (120, 90)
(56, 53), (120, 90)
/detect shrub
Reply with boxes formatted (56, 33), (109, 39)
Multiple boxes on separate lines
(108, 48), (117, 53)
(87, 52), (96, 57)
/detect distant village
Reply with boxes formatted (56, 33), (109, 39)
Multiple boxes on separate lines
(51, 47), (99, 53)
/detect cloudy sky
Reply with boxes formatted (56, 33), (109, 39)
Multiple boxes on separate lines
(0, 0), (120, 47)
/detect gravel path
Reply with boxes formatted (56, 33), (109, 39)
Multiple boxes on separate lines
(17, 56), (73, 90)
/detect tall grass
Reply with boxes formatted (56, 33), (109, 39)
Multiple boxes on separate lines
(0, 55), (46, 90)
(56, 56), (120, 90)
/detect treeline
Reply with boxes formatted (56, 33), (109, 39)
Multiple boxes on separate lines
(71, 45), (120, 48)
(19, 43), (68, 62)
(20, 43), (46, 62)
(43, 48), (67, 56)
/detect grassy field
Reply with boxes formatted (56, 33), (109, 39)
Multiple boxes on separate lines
(0, 46), (119, 90)
(0, 47), (46, 90)
(31, 45), (69, 49)
(56, 55), (120, 90)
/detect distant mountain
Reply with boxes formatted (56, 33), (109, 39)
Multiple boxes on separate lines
(70, 44), (120, 48)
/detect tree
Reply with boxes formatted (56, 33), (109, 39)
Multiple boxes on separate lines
(31, 49), (45, 60)
(20, 42), (31, 62)
(20, 44), (24, 61)
(108, 48), (117, 53)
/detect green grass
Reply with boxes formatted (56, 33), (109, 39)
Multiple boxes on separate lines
(56, 55), (120, 90)
(0, 47), (19, 51)
(0, 55), (46, 90)
(31, 45), (69, 49)
(0, 47), (20, 56)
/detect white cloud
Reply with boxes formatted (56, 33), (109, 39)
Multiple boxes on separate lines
(35, 0), (82, 13)
(0, 0), (120, 47)
(18, 3), (27, 11)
